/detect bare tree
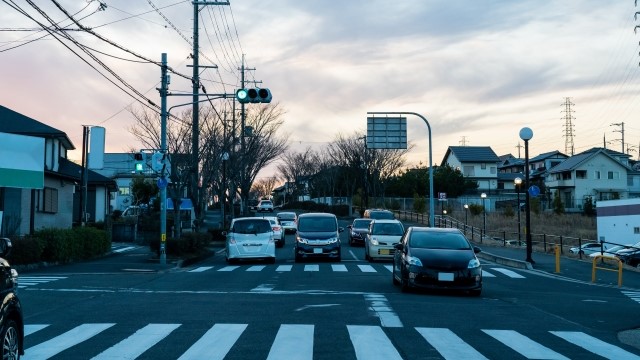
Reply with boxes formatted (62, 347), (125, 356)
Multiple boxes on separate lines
(251, 176), (279, 199)
(276, 147), (320, 202)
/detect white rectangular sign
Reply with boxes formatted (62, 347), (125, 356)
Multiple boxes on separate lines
(0, 132), (44, 189)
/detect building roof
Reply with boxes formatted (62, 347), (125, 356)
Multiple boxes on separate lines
(443, 146), (500, 164)
(529, 150), (567, 162)
(52, 158), (118, 190)
(0, 105), (75, 150)
(548, 148), (632, 174)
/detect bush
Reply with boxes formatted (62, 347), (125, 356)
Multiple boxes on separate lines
(149, 231), (212, 257)
(10, 235), (44, 265)
(11, 227), (110, 265)
(468, 203), (484, 216)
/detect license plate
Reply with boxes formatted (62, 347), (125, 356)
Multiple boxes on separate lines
(313, 248), (323, 254)
(438, 272), (454, 281)
(379, 249), (390, 255)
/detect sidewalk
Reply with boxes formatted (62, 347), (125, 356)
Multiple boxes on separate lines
(477, 242), (640, 290)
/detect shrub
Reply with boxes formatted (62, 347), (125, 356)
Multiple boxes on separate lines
(413, 193), (425, 213)
(10, 235), (44, 265)
(149, 231), (212, 257)
(468, 203), (483, 216)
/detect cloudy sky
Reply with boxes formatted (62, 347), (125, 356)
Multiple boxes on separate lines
(2, 0), (639, 179)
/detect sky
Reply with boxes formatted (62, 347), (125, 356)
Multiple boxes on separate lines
(2, 0), (640, 181)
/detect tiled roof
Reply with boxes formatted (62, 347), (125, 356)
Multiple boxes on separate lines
(549, 148), (632, 173)
(54, 158), (117, 190)
(0, 105), (75, 150)
(529, 150), (567, 162)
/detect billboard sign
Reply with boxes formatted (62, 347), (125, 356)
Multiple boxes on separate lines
(0, 132), (44, 189)
(366, 117), (407, 149)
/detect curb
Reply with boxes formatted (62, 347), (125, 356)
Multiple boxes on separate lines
(477, 251), (533, 270)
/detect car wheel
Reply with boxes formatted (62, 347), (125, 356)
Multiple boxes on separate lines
(392, 264), (400, 286)
(1, 319), (20, 360)
(400, 275), (410, 293)
(269, 257), (276, 264)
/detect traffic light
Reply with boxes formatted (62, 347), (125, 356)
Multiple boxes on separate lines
(134, 152), (145, 172)
(236, 88), (272, 104)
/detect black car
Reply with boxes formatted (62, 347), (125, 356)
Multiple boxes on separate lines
(294, 213), (343, 262)
(0, 237), (23, 358)
(347, 218), (372, 246)
(392, 227), (482, 296)
(617, 249), (640, 268)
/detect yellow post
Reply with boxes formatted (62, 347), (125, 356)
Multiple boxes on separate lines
(555, 244), (560, 273)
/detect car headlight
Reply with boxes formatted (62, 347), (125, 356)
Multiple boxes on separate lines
(468, 258), (481, 269)
(370, 237), (379, 246)
(296, 236), (308, 244)
(407, 256), (423, 266)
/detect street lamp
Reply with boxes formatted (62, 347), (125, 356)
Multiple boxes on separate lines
(463, 204), (469, 232)
(514, 177), (522, 246)
(481, 193), (487, 240)
(520, 127), (535, 264)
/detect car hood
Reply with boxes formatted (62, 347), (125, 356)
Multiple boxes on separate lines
(410, 248), (476, 268)
(297, 231), (337, 240)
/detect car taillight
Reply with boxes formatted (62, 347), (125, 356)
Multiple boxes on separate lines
(273, 226), (281, 231)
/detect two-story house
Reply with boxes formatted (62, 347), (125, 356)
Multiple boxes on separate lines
(0, 105), (116, 236)
(545, 147), (633, 211)
(441, 146), (501, 193)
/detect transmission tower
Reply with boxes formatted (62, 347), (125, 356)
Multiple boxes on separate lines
(459, 136), (469, 146)
(561, 97), (575, 155)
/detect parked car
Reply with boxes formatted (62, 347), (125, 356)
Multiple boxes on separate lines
(569, 242), (603, 256)
(0, 237), (24, 358)
(363, 208), (395, 220)
(392, 227), (482, 295)
(588, 245), (629, 259)
(347, 218), (373, 246)
(365, 219), (405, 262)
(224, 217), (276, 263)
(256, 200), (274, 212)
(277, 212), (298, 234)
(616, 248), (640, 267)
(294, 213), (343, 262)
(261, 216), (284, 248)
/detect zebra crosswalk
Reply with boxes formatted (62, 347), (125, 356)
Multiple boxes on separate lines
(623, 290), (640, 305)
(18, 276), (66, 289)
(187, 264), (527, 278)
(21, 323), (640, 359)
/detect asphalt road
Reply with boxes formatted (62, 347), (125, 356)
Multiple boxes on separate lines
(16, 218), (640, 359)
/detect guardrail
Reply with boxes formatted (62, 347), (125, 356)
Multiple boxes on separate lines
(591, 255), (623, 287)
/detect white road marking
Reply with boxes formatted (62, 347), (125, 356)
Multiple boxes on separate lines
(92, 323), (180, 360)
(347, 325), (403, 360)
(416, 327), (489, 360)
(483, 329), (569, 360)
(178, 324), (247, 360)
(267, 324), (314, 360)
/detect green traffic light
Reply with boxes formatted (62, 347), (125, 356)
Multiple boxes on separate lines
(135, 163), (144, 172)
(236, 89), (249, 103)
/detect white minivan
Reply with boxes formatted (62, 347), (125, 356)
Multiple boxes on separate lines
(225, 217), (276, 263)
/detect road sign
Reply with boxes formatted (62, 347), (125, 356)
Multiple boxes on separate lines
(366, 117), (407, 149)
(438, 192), (447, 200)
(528, 185), (540, 197)
(157, 177), (168, 190)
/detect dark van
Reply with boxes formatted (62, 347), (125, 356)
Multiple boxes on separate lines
(294, 213), (343, 262)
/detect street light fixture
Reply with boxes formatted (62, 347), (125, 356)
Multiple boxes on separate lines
(514, 177), (522, 246)
(519, 127), (535, 264)
(463, 204), (469, 233)
(481, 193), (487, 240)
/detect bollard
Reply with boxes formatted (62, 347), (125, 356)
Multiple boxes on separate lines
(555, 244), (560, 273)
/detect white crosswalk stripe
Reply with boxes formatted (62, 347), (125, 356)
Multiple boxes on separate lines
(18, 276), (66, 289)
(22, 323), (640, 359)
(622, 290), (640, 305)
(190, 264), (524, 278)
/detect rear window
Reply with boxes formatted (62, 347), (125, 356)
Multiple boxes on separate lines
(409, 232), (471, 250)
(232, 219), (272, 234)
(366, 210), (395, 220)
(353, 219), (372, 228)
(298, 216), (337, 232)
(278, 213), (296, 220)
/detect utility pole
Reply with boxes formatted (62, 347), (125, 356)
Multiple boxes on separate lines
(159, 53), (169, 265)
(515, 142), (523, 158)
(561, 97), (575, 156)
(191, 1), (229, 223)
(611, 122), (625, 154)
(239, 54), (255, 215)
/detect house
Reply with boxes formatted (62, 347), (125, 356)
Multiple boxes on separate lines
(528, 150), (569, 181)
(545, 147), (634, 211)
(0, 105), (116, 236)
(441, 146), (501, 193)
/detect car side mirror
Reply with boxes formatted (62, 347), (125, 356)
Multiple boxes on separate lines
(221, 231), (227, 236)
(394, 243), (403, 250)
(473, 246), (481, 254)
(347, 225), (352, 229)
(0, 238), (12, 258)
(338, 227), (344, 233)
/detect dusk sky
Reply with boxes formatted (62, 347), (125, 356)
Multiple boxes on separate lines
(2, 1), (639, 180)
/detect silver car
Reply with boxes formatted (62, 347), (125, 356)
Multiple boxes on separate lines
(365, 219), (405, 262)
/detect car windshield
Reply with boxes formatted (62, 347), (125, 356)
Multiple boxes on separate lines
(372, 223), (403, 235)
(410, 232), (471, 250)
(232, 220), (272, 234)
(353, 219), (372, 228)
(278, 213), (295, 220)
(298, 217), (336, 232)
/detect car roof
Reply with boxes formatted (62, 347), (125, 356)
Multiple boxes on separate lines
(298, 212), (336, 218)
(278, 212), (296, 216)
(408, 226), (463, 234)
(231, 217), (271, 223)
(371, 219), (402, 224)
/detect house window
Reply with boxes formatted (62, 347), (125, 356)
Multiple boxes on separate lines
(119, 187), (130, 196)
(463, 166), (475, 176)
(607, 171), (619, 180)
(595, 171), (601, 180)
(490, 167), (496, 174)
(481, 163), (486, 170)
(561, 172), (571, 180)
(37, 187), (58, 214)
(576, 170), (586, 179)
(634, 227), (640, 234)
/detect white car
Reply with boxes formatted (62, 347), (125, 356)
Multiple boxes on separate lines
(365, 219), (405, 262)
(588, 245), (629, 259)
(261, 216), (284, 248)
(225, 217), (276, 263)
(277, 212), (298, 234)
(569, 242), (602, 256)
(257, 200), (274, 212)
